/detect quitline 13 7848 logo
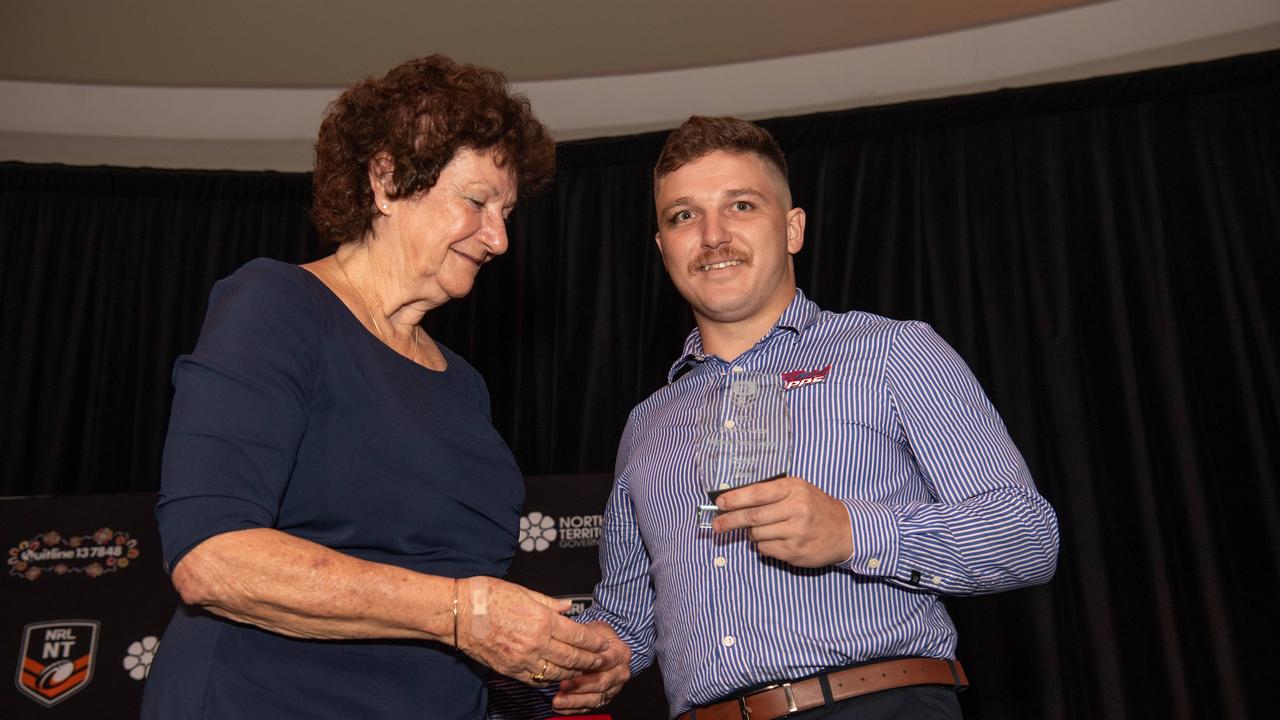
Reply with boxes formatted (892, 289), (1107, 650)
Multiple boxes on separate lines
(8, 528), (140, 581)
(15, 620), (99, 707)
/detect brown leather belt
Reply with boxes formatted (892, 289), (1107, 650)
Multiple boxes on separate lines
(676, 658), (967, 720)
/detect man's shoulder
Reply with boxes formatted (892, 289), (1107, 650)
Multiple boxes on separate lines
(627, 377), (691, 425)
(807, 305), (925, 345)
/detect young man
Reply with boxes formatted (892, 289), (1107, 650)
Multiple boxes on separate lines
(555, 116), (1060, 719)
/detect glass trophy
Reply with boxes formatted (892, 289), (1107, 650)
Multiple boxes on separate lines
(694, 372), (793, 528)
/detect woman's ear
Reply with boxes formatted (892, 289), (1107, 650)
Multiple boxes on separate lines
(367, 152), (396, 213)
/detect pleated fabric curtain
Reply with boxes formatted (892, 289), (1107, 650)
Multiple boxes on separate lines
(0, 168), (322, 492)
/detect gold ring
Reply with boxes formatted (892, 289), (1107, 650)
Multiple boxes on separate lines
(530, 659), (549, 684)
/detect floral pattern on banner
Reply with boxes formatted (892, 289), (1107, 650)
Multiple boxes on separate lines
(7, 528), (140, 581)
(123, 636), (161, 680)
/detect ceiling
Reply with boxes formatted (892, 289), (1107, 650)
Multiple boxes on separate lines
(1, 0), (1101, 86)
(1, 0), (1277, 171)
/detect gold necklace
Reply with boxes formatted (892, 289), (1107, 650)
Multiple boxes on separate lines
(335, 252), (420, 365)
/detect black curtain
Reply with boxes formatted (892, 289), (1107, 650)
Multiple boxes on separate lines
(0, 169), (322, 493)
(3, 50), (1278, 718)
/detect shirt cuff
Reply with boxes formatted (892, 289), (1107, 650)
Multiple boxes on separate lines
(837, 499), (900, 576)
(892, 513), (954, 591)
(575, 607), (650, 675)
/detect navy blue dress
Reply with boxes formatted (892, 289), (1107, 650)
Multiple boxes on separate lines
(142, 259), (525, 719)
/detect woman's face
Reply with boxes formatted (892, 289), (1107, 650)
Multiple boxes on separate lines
(375, 148), (518, 306)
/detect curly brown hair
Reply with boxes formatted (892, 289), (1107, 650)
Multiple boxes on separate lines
(311, 54), (556, 244)
(653, 115), (788, 188)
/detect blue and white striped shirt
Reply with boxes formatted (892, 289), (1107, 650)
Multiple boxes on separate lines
(579, 289), (1059, 717)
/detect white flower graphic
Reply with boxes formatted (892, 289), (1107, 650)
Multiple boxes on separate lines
(123, 636), (160, 680)
(519, 512), (557, 552)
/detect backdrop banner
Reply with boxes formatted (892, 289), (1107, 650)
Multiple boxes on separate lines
(2, 494), (176, 719)
(1, 477), (667, 720)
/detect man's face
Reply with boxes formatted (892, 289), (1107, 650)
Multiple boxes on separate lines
(654, 150), (805, 328)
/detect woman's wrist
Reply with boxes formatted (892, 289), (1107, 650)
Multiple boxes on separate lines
(453, 575), (479, 654)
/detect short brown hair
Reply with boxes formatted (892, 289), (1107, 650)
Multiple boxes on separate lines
(311, 54), (556, 244)
(653, 115), (788, 186)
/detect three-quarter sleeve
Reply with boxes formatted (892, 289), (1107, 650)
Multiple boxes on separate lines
(156, 262), (319, 572)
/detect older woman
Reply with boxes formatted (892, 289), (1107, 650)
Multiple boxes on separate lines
(141, 55), (609, 719)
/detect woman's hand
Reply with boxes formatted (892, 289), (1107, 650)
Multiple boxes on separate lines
(455, 576), (610, 685)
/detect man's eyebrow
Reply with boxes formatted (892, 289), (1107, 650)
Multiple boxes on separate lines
(660, 188), (767, 216)
(659, 196), (694, 216)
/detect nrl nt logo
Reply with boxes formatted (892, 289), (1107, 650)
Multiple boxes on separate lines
(15, 620), (99, 707)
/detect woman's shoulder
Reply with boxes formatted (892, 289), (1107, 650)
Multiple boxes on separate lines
(210, 258), (323, 314)
(197, 258), (329, 352)
(221, 257), (313, 293)
(435, 342), (480, 379)
(434, 342), (491, 397)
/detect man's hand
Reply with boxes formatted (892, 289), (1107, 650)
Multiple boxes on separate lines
(551, 621), (632, 713)
(712, 476), (853, 567)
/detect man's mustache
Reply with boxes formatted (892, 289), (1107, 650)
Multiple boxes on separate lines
(687, 249), (751, 274)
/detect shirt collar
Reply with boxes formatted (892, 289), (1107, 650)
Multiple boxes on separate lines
(667, 288), (821, 383)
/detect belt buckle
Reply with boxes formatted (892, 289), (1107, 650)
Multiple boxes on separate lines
(740, 681), (797, 717)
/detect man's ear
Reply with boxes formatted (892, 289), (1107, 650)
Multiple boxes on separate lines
(367, 152), (396, 210)
(654, 231), (666, 259)
(786, 207), (806, 255)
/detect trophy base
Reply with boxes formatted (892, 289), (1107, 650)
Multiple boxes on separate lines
(696, 504), (720, 529)
(697, 473), (787, 528)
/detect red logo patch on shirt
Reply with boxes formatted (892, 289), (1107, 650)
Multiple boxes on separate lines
(781, 364), (832, 390)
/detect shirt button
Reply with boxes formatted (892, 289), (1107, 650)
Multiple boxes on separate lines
(867, 558), (881, 569)
(932, 576), (942, 584)
(721, 635), (735, 647)
(732, 366), (745, 374)
(714, 556), (727, 567)
(718, 483), (731, 490)
(724, 419), (735, 429)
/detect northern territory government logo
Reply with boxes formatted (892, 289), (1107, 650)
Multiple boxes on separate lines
(16, 620), (99, 707)
(519, 512), (602, 552)
(781, 364), (833, 391)
(7, 528), (141, 581)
